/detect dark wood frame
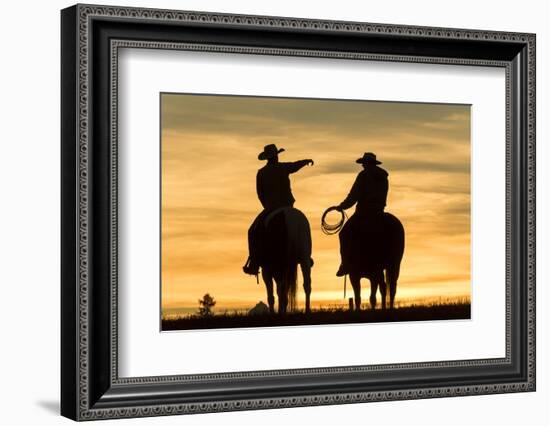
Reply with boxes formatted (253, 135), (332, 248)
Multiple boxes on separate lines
(61, 4), (536, 421)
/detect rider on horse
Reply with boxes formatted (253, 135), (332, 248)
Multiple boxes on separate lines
(243, 144), (314, 276)
(335, 152), (389, 277)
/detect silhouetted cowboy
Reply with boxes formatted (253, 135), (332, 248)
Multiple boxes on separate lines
(335, 152), (389, 277)
(243, 144), (314, 275)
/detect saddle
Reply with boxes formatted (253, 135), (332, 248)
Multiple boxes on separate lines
(264, 206), (291, 228)
(350, 210), (385, 235)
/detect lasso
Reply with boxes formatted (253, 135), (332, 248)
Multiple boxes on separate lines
(321, 206), (347, 235)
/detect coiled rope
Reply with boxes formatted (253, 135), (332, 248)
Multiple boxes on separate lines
(321, 206), (347, 235)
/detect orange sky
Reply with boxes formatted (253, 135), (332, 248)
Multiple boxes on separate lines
(161, 94), (471, 314)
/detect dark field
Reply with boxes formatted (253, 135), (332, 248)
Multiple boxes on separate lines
(162, 303), (471, 331)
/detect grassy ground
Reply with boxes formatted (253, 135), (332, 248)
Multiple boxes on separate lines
(161, 302), (470, 331)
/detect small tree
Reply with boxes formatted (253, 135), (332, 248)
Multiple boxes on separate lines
(198, 293), (216, 317)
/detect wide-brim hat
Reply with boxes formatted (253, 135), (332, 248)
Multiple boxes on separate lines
(356, 152), (381, 165)
(258, 144), (285, 160)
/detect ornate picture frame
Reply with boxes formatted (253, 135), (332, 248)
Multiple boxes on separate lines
(61, 4), (535, 421)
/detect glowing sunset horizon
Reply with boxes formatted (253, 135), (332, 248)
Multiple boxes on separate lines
(161, 93), (471, 316)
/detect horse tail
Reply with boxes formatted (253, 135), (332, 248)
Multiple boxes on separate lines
(383, 213), (405, 307)
(286, 261), (298, 312)
(382, 212), (405, 263)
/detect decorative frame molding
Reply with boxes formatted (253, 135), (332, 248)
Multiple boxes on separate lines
(61, 4), (535, 421)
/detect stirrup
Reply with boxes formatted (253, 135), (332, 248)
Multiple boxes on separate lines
(243, 265), (260, 275)
(336, 264), (347, 277)
(243, 257), (260, 276)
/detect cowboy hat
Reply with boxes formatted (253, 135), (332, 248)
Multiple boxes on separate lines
(258, 144), (285, 160)
(356, 152), (382, 165)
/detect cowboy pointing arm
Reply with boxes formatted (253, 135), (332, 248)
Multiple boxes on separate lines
(282, 159), (315, 173)
(256, 159), (314, 208)
(256, 144), (313, 209)
(255, 155), (313, 209)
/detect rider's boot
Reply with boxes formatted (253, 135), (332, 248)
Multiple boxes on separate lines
(242, 256), (260, 275)
(336, 263), (347, 277)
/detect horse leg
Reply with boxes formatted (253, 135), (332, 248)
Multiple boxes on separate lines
(276, 278), (287, 315)
(349, 272), (362, 311)
(301, 262), (311, 314)
(378, 270), (387, 310)
(387, 265), (400, 309)
(262, 268), (275, 314)
(369, 277), (378, 310)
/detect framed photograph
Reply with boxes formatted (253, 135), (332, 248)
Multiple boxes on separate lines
(61, 4), (536, 421)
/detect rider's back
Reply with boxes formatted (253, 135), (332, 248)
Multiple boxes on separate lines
(256, 162), (296, 211)
(355, 166), (389, 213)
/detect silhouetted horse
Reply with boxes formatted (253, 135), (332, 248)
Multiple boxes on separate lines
(260, 207), (312, 314)
(344, 212), (404, 310)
